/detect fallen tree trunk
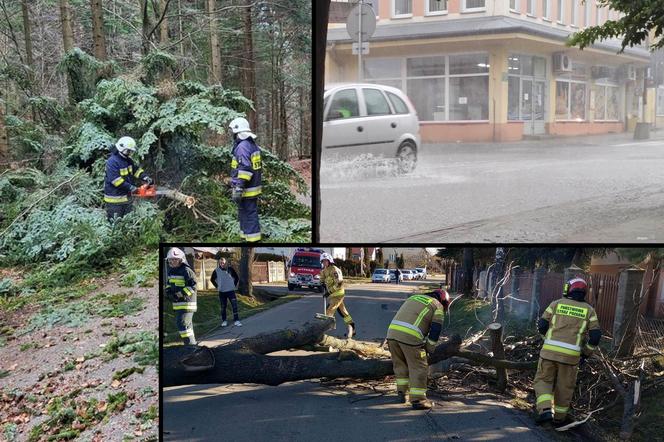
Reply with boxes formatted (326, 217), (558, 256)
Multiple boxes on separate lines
(163, 319), (535, 387)
(158, 187), (196, 208)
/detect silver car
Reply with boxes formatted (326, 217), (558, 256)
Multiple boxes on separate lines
(322, 83), (420, 173)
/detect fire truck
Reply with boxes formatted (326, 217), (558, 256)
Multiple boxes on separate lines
(287, 248), (324, 292)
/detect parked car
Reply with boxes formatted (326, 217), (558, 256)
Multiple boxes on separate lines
(415, 268), (427, 280)
(388, 269), (403, 283)
(410, 269), (422, 280)
(401, 270), (415, 281)
(322, 83), (420, 174)
(372, 268), (391, 283)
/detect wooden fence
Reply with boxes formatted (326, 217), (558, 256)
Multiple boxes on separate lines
(587, 273), (620, 336)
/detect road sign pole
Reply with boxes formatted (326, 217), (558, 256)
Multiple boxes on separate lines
(358, 0), (363, 81)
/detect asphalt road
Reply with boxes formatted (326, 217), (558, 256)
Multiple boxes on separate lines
(320, 132), (664, 242)
(163, 279), (553, 442)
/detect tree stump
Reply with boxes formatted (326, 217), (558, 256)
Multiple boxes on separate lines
(489, 322), (508, 392)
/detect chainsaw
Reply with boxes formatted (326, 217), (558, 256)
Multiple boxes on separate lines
(133, 184), (163, 198)
(132, 184), (197, 208)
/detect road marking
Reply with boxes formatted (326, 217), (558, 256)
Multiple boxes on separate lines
(613, 140), (664, 147)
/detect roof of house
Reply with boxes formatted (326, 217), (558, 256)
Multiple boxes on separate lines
(327, 15), (650, 61)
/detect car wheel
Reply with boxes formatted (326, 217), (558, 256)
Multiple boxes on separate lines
(288, 284), (295, 291)
(396, 141), (417, 174)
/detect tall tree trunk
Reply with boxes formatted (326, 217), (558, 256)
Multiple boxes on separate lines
(90, 0), (107, 60)
(239, 247), (254, 298)
(21, 0), (34, 81)
(0, 100), (8, 165)
(242, 0), (256, 130)
(21, 0), (36, 120)
(299, 85), (305, 157)
(207, 0), (222, 84)
(314, 1), (330, 241)
(59, 0), (74, 52)
(362, 248), (371, 277)
(462, 248), (474, 296)
(279, 77), (288, 159)
(141, 0), (151, 55)
(159, 0), (169, 45)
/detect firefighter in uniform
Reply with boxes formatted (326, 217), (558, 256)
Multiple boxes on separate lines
(229, 117), (262, 242)
(165, 248), (198, 345)
(104, 136), (153, 221)
(533, 277), (602, 425)
(319, 253), (356, 338)
(387, 289), (451, 409)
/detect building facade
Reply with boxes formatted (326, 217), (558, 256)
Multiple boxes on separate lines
(327, 0), (652, 142)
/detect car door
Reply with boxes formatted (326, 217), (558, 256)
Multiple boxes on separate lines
(359, 87), (399, 158)
(322, 87), (367, 161)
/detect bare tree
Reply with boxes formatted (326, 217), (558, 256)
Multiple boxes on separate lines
(21, 0), (35, 83)
(0, 100), (8, 164)
(207, 0), (222, 84)
(90, 0), (107, 60)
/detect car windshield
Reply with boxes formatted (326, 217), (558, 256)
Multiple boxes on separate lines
(375, 269), (387, 274)
(291, 255), (322, 268)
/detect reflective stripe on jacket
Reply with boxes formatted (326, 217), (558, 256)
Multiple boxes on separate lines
(104, 151), (147, 204)
(387, 294), (444, 347)
(539, 298), (600, 365)
(320, 265), (344, 297)
(230, 138), (262, 198)
(167, 264), (197, 312)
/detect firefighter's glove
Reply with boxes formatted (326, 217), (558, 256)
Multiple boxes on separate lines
(129, 185), (138, 193)
(142, 175), (154, 185)
(231, 187), (243, 204)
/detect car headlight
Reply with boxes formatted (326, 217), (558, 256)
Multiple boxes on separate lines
(289, 272), (295, 277)
(314, 275), (320, 279)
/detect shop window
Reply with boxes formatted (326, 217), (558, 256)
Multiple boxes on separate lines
(463, 0), (485, 11)
(508, 56), (521, 75)
(657, 88), (664, 116)
(555, 81), (570, 120)
(407, 78), (446, 121)
(407, 56), (445, 77)
(327, 89), (360, 120)
(363, 88), (392, 116)
(427, 0), (447, 14)
(570, 83), (586, 120)
(607, 87), (620, 120)
(394, 0), (412, 16)
(508, 77), (520, 120)
(364, 58), (402, 79)
(594, 85), (606, 120)
(449, 77), (489, 120)
(449, 54), (490, 75)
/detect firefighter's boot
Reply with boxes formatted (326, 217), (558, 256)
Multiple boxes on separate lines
(411, 399), (433, 410)
(535, 409), (553, 425)
(396, 391), (407, 404)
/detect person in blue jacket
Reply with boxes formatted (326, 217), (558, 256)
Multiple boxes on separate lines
(229, 117), (262, 242)
(103, 136), (153, 221)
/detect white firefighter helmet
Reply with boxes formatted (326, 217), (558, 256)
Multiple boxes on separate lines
(319, 252), (334, 264)
(167, 247), (188, 266)
(229, 117), (256, 140)
(116, 136), (137, 155)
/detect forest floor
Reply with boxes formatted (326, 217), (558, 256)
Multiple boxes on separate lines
(0, 271), (158, 442)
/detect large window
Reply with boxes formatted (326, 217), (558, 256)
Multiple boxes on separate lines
(556, 80), (586, 120)
(394, 0), (412, 16)
(510, 0), (519, 11)
(657, 87), (664, 116)
(593, 84), (620, 120)
(584, 0), (590, 26)
(427, 0), (447, 14)
(571, 0), (577, 25)
(527, 0), (534, 15)
(463, 0), (486, 11)
(364, 54), (490, 121)
(557, 0), (564, 23)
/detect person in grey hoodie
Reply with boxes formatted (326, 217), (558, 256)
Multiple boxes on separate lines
(211, 257), (241, 327)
